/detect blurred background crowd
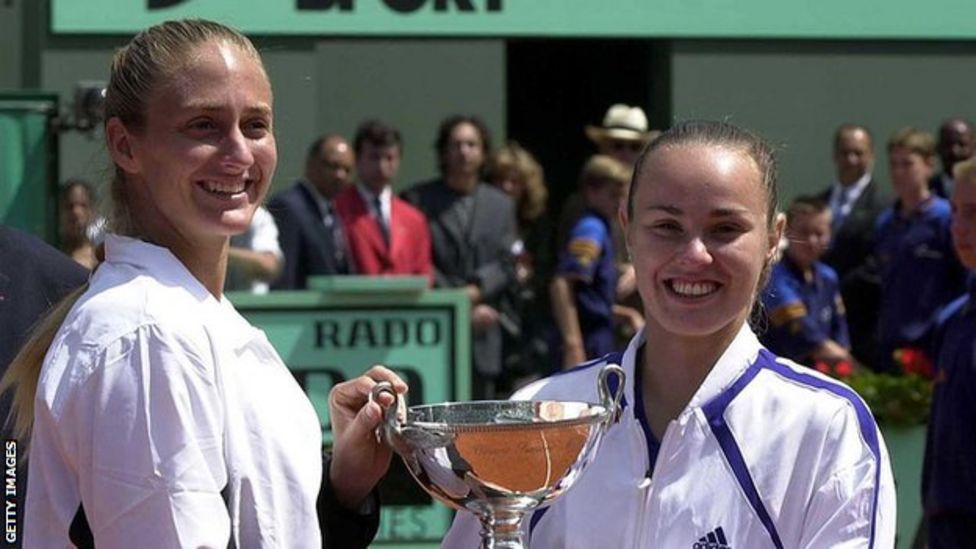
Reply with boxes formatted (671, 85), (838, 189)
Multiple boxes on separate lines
(53, 106), (975, 399)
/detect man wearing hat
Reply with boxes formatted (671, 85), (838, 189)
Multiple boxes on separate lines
(554, 104), (656, 350)
(585, 103), (659, 166)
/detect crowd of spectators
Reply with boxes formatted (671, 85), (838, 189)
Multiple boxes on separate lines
(53, 111), (976, 397)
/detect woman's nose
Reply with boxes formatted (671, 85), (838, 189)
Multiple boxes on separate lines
(221, 126), (255, 169)
(677, 237), (712, 265)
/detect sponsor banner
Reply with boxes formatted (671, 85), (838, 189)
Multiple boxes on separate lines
(232, 279), (469, 545)
(52, 0), (976, 39)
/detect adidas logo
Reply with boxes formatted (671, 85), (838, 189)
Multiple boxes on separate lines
(692, 526), (730, 549)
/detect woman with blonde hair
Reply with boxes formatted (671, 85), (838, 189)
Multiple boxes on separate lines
(487, 143), (554, 390)
(2, 19), (403, 548)
(489, 142), (548, 231)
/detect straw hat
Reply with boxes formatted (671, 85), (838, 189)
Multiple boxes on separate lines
(585, 104), (654, 144)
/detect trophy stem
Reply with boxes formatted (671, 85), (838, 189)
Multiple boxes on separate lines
(478, 510), (527, 549)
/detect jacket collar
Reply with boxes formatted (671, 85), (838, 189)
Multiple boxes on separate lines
(621, 323), (761, 418)
(103, 234), (257, 350)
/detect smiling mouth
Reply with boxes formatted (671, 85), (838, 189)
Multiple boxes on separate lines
(199, 179), (252, 197)
(666, 279), (720, 298)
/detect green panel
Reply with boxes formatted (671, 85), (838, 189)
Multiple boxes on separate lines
(882, 425), (925, 549)
(671, 40), (976, 202)
(0, 2), (22, 89)
(311, 39), (505, 192)
(0, 95), (57, 240)
(230, 280), (470, 544)
(50, 0), (976, 39)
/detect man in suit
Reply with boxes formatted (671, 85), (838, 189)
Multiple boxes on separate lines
(0, 224), (88, 547)
(268, 135), (354, 289)
(929, 117), (975, 199)
(334, 120), (432, 282)
(818, 124), (889, 369)
(403, 115), (518, 399)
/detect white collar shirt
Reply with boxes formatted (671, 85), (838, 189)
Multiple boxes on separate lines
(829, 172), (872, 227)
(356, 184), (392, 228)
(26, 234), (323, 548)
(301, 180), (339, 228)
(442, 324), (896, 548)
(301, 180), (348, 270)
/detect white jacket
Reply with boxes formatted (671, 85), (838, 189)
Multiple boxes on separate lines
(443, 325), (896, 548)
(27, 235), (323, 548)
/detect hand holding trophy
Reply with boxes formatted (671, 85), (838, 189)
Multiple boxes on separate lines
(371, 364), (625, 549)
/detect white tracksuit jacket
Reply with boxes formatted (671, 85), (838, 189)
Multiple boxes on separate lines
(442, 325), (896, 548)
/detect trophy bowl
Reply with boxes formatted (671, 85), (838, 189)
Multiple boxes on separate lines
(371, 364), (625, 549)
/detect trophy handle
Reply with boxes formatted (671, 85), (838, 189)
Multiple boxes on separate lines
(598, 364), (626, 424)
(369, 381), (403, 438)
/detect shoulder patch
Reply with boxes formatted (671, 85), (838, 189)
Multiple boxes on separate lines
(768, 302), (807, 327)
(567, 237), (601, 267)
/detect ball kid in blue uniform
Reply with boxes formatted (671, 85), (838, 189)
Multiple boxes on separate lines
(874, 128), (967, 373)
(923, 158), (976, 548)
(550, 155), (639, 368)
(761, 196), (852, 365)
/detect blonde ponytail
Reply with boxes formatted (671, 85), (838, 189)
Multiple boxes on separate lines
(1, 19), (263, 453)
(0, 284), (88, 448)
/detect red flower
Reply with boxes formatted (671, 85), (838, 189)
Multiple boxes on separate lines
(893, 348), (935, 379)
(834, 361), (854, 378)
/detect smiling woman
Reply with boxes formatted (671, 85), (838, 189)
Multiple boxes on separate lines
(103, 22), (276, 295)
(443, 121), (897, 548)
(0, 19), (405, 549)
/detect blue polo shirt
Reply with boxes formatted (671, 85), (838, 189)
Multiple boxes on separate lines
(760, 254), (850, 363)
(556, 209), (617, 360)
(874, 197), (966, 372)
(923, 277), (976, 517)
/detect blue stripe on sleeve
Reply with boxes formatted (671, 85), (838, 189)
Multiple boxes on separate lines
(703, 349), (884, 548)
(760, 351), (882, 548)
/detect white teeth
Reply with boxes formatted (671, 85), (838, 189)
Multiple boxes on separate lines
(203, 180), (246, 194)
(670, 280), (718, 297)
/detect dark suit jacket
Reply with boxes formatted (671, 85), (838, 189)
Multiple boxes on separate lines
(318, 454), (379, 549)
(820, 179), (889, 280)
(0, 225), (88, 375)
(928, 172), (953, 199)
(818, 179), (890, 369)
(267, 182), (348, 290)
(0, 225), (87, 548)
(402, 179), (517, 378)
(333, 186), (433, 283)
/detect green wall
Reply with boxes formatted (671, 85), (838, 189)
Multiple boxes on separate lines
(37, 38), (505, 197)
(671, 40), (976, 202)
(0, 2), (21, 90)
(310, 39), (505, 191)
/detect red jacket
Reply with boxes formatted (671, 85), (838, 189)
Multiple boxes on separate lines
(333, 185), (433, 284)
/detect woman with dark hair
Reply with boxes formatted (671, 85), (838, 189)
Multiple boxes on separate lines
(58, 178), (99, 269)
(443, 120), (895, 547)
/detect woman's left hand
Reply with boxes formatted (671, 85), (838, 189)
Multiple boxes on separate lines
(328, 365), (408, 510)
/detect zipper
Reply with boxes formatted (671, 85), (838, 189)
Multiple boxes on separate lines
(633, 417), (681, 547)
(634, 469), (653, 547)
(631, 413), (659, 547)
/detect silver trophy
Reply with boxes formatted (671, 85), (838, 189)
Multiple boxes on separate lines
(371, 364), (625, 549)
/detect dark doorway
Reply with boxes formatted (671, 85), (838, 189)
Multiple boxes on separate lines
(505, 39), (668, 218)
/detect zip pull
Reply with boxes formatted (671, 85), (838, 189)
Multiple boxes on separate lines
(637, 471), (652, 490)
(634, 469), (653, 547)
